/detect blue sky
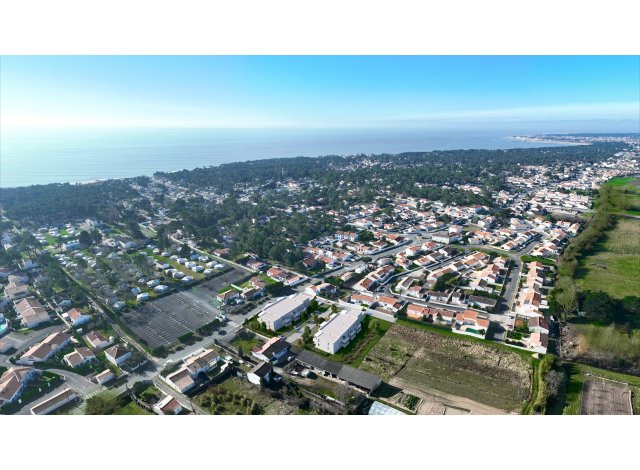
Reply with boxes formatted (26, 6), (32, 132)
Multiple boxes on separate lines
(1, 56), (638, 129)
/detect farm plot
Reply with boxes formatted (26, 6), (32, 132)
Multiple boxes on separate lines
(121, 292), (220, 349)
(361, 323), (532, 413)
(581, 377), (633, 415)
(575, 217), (640, 299)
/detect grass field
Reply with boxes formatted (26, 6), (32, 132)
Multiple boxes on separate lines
(575, 217), (640, 299)
(604, 176), (640, 216)
(113, 400), (153, 415)
(230, 333), (262, 354)
(563, 362), (640, 415)
(571, 323), (640, 368)
(361, 323), (532, 412)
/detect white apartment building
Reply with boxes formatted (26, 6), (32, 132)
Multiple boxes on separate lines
(258, 293), (312, 331)
(313, 308), (364, 354)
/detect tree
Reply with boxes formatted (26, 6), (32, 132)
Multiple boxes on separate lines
(179, 244), (191, 257)
(554, 281), (578, 319)
(79, 230), (92, 246)
(301, 326), (313, 346)
(85, 392), (122, 415)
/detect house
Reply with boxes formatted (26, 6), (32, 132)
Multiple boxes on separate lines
(305, 282), (337, 297)
(217, 289), (240, 305)
(14, 298), (50, 328)
(30, 388), (78, 415)
(453, 309), (490, 338)
(251, 336), (291, 364)
(18, 331), (71, 365)
(426, 290), (449, 303)
(4, 275), (31, 302)
(247, 361), (274, 385)
(246, 260), (267, 271)
(104, 344), (132, 366)
(51, 294), (72, 310)
(0, 366), (40, 406)
(64, 308), (91, 327)
(241, 287), (262, 300)
(468, 295), (497, 311)
(527, 331), (549, 353)
(349, 293), (377, 307)
(313, 308), (364, 354)
(528, 316), (550, 335)
(63, 347), (96, 368)
(258, 293), (312, 331)
(166, 348), (219, 393)
(84, 330), (113, 350)
(431, 231), (459, 244)
(95, 369), (116, 386)
(376, 295), (402, 313)
(154, 394), (183, 415)
(406, 303), (430, 320)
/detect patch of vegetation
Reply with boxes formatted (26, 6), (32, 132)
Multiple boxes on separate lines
(362, 323), (533, 412)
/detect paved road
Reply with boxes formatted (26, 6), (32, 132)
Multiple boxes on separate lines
(48, 368), (101, 396)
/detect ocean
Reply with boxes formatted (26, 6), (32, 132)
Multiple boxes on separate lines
(0, 127), (571, 188)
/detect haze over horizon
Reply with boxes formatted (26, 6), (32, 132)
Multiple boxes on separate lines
(1, 56), (639, 133)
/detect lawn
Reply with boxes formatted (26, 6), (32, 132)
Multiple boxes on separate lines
(575, 217), (640, 299)
(114, 400), (153, 415)
(230, 333), (262, 354)
(563, 362), (640, 415)
(361, 322), (533, 412)
(570, 323), (640, 368)
(303, 316), (393, 367)
(520, 255), (556, 266)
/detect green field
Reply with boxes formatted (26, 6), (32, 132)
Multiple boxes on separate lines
(361, 323), (533, 412)
(604, 176), (640, 215)
(114, 400), (153, 415)
(563, 363), (640, 415)
(575, 217), (640, 299)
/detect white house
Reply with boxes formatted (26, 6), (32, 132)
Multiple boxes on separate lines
(104, 344), (132, 366)
(64, 308), (91, 327)
(0, 366), (40, 406)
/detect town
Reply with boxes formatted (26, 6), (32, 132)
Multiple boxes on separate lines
(1, 134), (639, 415)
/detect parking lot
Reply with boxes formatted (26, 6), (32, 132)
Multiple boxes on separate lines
(120, 268), (251, 349)
(121, 292), (221, 349)
(188, 268), (251, 303)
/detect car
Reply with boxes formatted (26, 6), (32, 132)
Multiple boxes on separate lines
(294, 325), (301, 331)
(287, 355), (294, 362)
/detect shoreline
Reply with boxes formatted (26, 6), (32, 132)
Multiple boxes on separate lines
(0, 136), (590, 189)
(509, 136), (588, 146)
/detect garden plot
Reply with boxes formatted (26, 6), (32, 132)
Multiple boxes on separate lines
(580, 376), (632, 415)
(361, 323), (532, 413)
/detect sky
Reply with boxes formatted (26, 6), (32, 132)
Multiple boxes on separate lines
(1, 56), (639, 130)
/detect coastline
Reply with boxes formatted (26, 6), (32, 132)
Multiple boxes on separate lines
(509, 136), (587, 146)
(0, 134), (585, 189)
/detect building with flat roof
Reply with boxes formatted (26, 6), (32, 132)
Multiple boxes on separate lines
(313, 308), (363, 354)
(258, 293), (312, 331)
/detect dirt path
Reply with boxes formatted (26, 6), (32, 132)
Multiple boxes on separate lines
(390, 376), (512, 415)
